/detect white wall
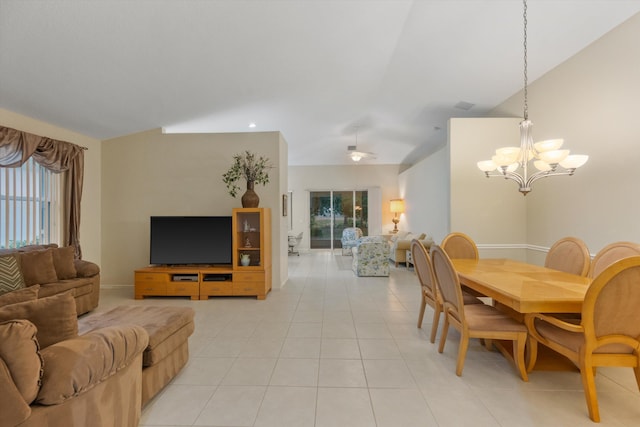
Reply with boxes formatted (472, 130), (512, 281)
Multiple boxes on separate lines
(287, 164), (400, 249)
(101, 128), (287, 287)
(0, 108), (102, 263)
(398, 145), (450, 242)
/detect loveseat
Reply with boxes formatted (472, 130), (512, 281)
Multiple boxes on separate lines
(0, 291), (149, 427)
(388, 232), (434, 267)
(0, 244), (100, 316)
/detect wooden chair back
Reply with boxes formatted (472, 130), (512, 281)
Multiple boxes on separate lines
(590, 241), (640, 278)
(430, 245), (464, 323)
(441, 232), (478, 260)
(411, 239), (441, 342)
(544, 236), (591, 277)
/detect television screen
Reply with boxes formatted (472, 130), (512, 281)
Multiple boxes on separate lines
(150, 216), (232, 265)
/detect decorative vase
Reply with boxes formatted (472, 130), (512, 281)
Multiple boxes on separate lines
(241, 254), (250, 266)
(241, 181), (260, 208)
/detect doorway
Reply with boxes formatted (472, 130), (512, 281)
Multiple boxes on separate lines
(309, 190), (368, 250)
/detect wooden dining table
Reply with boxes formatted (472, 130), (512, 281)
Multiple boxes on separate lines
(451, 258), (592, 370)
(452, 258), (592, 314)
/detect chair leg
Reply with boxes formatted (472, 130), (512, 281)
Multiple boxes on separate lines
(438, 318), (449, 354)
(417, 296), (426, 329)
(580, 361), (600, 422)
(429, 304), (441, 344)
(633, 365), (640, 392)
(512, 334), (529, 382)
(526, 337), (538, 373)
(455, 334), (470, 376)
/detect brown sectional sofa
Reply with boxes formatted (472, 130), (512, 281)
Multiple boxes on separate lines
(0, 244), (100, 316)
(0, 292), (149, 427)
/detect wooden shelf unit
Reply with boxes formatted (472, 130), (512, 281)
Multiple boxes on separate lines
(134, 208), (272, 300)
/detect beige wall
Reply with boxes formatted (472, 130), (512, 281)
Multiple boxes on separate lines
(101, 128), (286, 287)
(0, 108), (102, 263)
(491, 11), (640, 256)
(287, 164), (401, 250)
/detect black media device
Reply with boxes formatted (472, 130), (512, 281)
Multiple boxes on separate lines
(150, 216), (232, 265)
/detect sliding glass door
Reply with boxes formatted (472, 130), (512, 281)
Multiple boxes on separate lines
(310, 190), (368, 250)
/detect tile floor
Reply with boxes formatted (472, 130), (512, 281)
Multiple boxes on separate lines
(94, 250), (640, 426)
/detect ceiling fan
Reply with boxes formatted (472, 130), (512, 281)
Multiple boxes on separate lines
(347, 128), (376, 162)
(347, 145), (376, 162)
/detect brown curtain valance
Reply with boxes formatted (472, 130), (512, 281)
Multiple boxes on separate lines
(0, 126), (85, 258)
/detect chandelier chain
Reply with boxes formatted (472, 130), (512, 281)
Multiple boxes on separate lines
(523, 0), (528, 120)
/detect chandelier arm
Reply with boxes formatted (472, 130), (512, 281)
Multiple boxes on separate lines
(484, 171), (526, 187)
(525, 170), (576, 187)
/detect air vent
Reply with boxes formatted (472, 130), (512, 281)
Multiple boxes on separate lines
(454, 101), (475, 111)
(347, 145), (357, 151)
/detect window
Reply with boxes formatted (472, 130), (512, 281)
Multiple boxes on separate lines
(309, 190), (368, 249)
(0, 157), (60, 248)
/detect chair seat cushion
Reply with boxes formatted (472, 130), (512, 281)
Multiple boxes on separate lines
(464, 304), (527, 332)
(534, 318), (635, 354)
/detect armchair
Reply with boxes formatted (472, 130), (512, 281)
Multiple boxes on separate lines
(340, 227), (363, 256)
(352, 236), (390, 277)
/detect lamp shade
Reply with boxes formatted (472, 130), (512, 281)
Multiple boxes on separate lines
(390, 199), (405, 214)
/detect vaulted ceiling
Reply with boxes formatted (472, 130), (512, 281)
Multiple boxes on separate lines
(1, 1), (638, 166)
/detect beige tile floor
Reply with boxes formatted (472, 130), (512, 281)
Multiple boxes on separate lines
(95, 250), (640, 426)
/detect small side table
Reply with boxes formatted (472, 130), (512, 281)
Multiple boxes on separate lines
(405, 249), (414, 270)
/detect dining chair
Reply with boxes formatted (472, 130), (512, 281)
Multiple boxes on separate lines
(589, 241), (640, 278)
(545, 236), (591, 277)
(430, 245), (529, 381)
(441, 232), (479, 260)
(525, 256), (640, 422)
(412, 240), (483, 343)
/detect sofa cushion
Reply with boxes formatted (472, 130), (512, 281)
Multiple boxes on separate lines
(0, 254), (26, 295)
(0, 292), (78, 349)
(0, 320), (43, 404)
(36, 325), (149, 405)
(19, 249), (59, 286)
(37, 278), (93, 299)
(0, 284), (39, 308)
(52, 246), (77, 280)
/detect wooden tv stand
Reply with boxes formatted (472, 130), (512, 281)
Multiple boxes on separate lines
(134, 265), (271, 300)
(135, 208), (272, 300)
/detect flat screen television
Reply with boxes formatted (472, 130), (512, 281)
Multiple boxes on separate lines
(150, 216), (232, 265)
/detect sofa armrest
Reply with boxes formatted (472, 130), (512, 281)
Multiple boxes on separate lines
(73, 259), (100, 278)
(395, 239), (412, 251)
(0, 358), (32, 426)
(36, 325), (149, 405)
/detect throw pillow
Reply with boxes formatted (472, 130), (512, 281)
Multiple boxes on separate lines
(19, 249), (58, 286)
(0, 255), (26, 295)
(51, 246), (77, 280)
(0, 292), (78, 349)
(0, 285), (39, 308)
(0, 319), (44, 404)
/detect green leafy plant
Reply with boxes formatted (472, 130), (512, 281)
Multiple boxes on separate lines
(222, 151), (272, 197)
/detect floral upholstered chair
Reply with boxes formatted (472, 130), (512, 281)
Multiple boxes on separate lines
(341, 227), (363, 256)
(352, 236), (390, 277)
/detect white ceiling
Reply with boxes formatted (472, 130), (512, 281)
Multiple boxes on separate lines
(1, 1), (639, 166)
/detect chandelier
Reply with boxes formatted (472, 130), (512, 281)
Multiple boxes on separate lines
(477, 0), (588, 195)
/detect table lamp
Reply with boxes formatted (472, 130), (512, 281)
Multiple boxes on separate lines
(389, 199), (405, 234)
